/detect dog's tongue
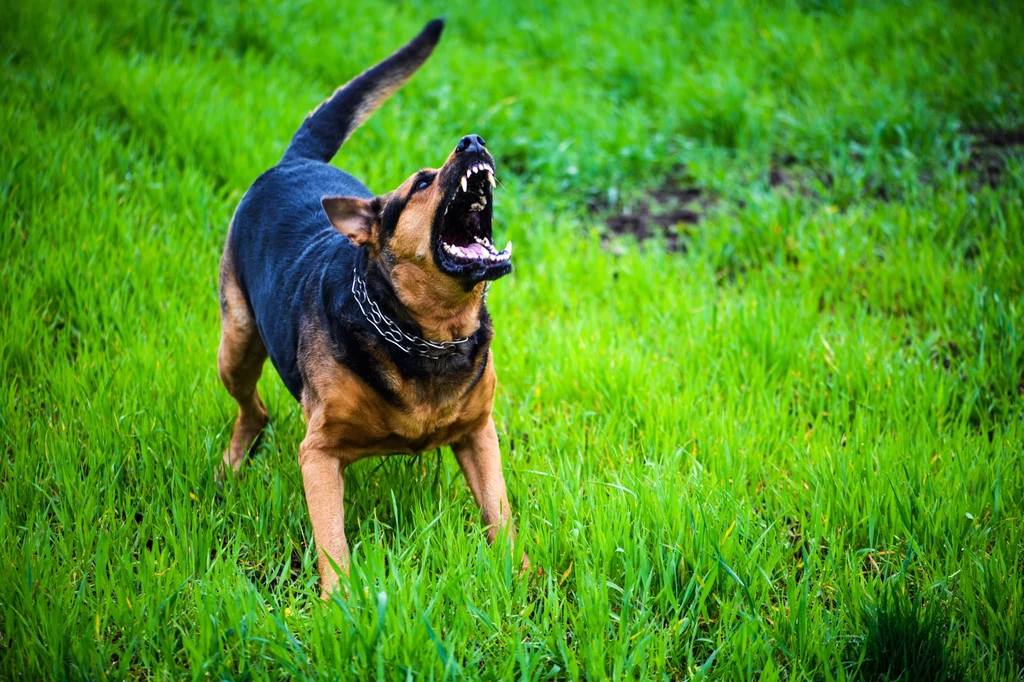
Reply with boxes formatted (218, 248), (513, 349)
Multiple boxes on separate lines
(464, 242), (489, 259)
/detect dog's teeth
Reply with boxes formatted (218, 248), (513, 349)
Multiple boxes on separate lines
(487, 171), (495, 187)
(460, 177), (468, 192)
(504, 240), (512, 254)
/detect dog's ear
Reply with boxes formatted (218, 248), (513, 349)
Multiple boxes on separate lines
(321, 195), (383, 246)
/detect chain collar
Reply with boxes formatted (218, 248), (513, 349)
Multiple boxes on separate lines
(351, 268), (475, 358)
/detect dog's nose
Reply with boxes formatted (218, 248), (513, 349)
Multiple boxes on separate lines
(456, 134), (486, 154)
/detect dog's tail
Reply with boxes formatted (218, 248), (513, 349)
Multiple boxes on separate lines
(282, 19), (444, 164)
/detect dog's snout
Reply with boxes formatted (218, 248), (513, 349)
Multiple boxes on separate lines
(456, 134), (486, 154)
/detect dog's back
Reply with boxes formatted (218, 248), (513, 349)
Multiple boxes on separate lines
(227, 162), (369, 397)
(222, 21), (445, 399)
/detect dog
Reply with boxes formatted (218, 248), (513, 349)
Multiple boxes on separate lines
(217, 19), (526, 597)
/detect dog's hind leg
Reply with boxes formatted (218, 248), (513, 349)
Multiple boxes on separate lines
(218, 247), (269, 474)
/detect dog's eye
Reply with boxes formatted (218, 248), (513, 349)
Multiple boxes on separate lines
(415, 177), (433, 192)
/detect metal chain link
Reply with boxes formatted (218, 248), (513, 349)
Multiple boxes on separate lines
(351, 268), (474, 357)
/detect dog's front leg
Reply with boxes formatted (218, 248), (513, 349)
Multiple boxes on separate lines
(298, 431), (349, 599)
(452, 416), (529, 571)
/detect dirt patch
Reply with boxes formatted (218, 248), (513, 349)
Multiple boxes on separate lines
(972, 127), (1024, 147)
(961, 126), (1024, 189)
(768, 153), (834, 198)
(597, 126), (1021, 253)
(596, 158), (837, 255)
(930, 340), (964, 374)
(596, 173), (715, 253)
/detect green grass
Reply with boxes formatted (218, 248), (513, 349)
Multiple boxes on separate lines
(2, 0), (1023, 678)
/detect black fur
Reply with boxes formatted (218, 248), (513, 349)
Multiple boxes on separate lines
(282, 20), (444, 164)
(227, 20), (493, 404)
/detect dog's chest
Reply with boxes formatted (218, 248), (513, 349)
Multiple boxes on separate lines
(385, 391), (466, 445)
(353, 391), (482, 457)
(317, 362), (494, 460)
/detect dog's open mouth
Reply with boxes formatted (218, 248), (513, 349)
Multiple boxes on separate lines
(435, 162), (512, 283)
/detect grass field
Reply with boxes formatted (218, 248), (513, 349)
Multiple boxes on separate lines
(2, 0), (1024, 679)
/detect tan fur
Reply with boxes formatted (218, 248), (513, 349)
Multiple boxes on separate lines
(295, 320), (513, 596)
(217, 241), (269, 474)
(380, 162), (488, 340)
(302, 327), (494, 460)
(322, 196), (380, 248)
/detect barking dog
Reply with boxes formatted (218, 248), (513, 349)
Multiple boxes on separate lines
(217, 20), (525, 597)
